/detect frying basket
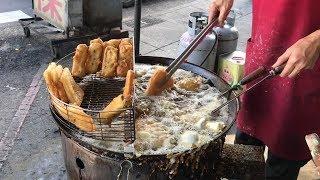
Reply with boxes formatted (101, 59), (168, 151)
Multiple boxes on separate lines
(49, 51), (135, 143)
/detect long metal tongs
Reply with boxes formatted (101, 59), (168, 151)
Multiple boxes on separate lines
(163, 19), (218, 83)
(211, 64), (286, 116)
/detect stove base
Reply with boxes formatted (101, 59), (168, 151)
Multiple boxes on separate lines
(60, 131), (264, 180)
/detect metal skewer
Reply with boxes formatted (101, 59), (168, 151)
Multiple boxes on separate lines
(219, 66), (267, 98)
(211, 64), (286, 117)
(163, 19), (218, 83)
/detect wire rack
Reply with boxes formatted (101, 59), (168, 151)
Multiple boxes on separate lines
(49, 52), (135, 142)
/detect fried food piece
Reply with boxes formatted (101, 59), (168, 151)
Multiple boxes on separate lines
(103, 39), (121, 49)
(56, 82), (69, 103)
(53, 65), (69, 103)
(60, 68), (84, 106)
(99, 94), (128, 125)
(123, 70), (135, 103)
(101, 46), (118, 77)
(177, 77), (202, 92)
(90, 38), (103, 45)
(52, 101), (95, 132)
(145, 68), (174, 96)
(72, 44), (88, 78)
(120, 38), (132, 45)
(117, 39), (133, 77)
(99, 71), (134, 125)
(43, 63), (60, 98)
(85, 42), (103, 74)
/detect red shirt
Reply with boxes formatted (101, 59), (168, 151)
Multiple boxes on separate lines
(237, 0), (320, 160)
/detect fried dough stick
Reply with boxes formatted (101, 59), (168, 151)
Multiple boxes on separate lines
(52, 101), (96, 132)
(117, 39), (133, 77)
(103, 39), (121, 49)
(43, 63), (60, 98)
(85, 42), (103, 74)
(120, 38), (132, 45)
(123, 70), (135, 103)
(145, 68), (174, 96)
(101, 46), (118, 77)
(60, 68), (84, 106)
(72, 44), (88, 78)
(52, 65), (69, 103)
(90, 38), (103, 46)
(99, 70), (135, 125)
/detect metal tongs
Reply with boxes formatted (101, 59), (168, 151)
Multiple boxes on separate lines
(211, 63), (286, 116)
(162, 19), (219, 84)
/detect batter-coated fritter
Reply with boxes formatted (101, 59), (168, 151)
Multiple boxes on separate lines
(43, 63), (59, 98)
(103, 39), (121, 49)
(120, 38), (132, 45)
(53, 65), (69, 102)
(100, 70), (135, 125)
(177, 77), (202, 92)
(85, 42), (103, 74)
(145, 68), (174, 96)
(117, 39), (133, 77)
(90, 38), (103, 45)
(72, 44), (88, 78)
(101, 46), (118, 77)
(60, 68), (84, 106)
(99, 94), (127, 125)
(53, 101), (96, 132)
(123, 70), (135, 103)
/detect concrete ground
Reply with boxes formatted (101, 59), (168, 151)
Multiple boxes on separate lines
(0, 0), (317, 179)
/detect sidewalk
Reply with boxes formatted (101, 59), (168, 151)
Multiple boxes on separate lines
(122, 0), (252, 57)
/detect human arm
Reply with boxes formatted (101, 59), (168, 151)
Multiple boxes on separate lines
(272, 30), (320, 78)
(208, 0), (234, 26)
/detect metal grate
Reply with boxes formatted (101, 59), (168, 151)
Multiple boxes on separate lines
(51, 74), (135, 142)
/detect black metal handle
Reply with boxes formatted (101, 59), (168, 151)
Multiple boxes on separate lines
(272, 64), (286, 75)
(239, 66), (267, 85)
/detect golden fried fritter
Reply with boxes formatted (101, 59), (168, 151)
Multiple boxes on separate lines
(99, 94), (128, 125)
(99, 70), (135, 125)
(72, 44), (88, 78)
(43, 63), (59, 98)
(103, 39), (121, 49)
(123, 70), (135, 103)
(145, 68), (174, 96)
(90, 38), (103, 45)
(52, 101), (95, 132)
(117, 39), (133, 77)
(101, 46), (118, 77)
(60, 68), (84, 106)
(85, 42), (103, 74)
(120, 38), (132, 45)
(177, 77), (202, 92)
(54, 65), (69, 103)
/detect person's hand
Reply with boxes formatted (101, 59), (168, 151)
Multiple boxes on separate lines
(208, 0), (234, 26)
(272, 30), (320, 78)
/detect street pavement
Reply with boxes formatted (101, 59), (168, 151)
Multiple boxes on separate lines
(0, 0), (316, 179)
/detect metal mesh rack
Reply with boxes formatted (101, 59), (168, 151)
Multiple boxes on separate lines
(49, 52), (135, 142)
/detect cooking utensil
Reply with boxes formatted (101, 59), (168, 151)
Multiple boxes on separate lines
(163, 19), (218, 83)
(219, 66), (268, 98)
(211, 64), (286, 117)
